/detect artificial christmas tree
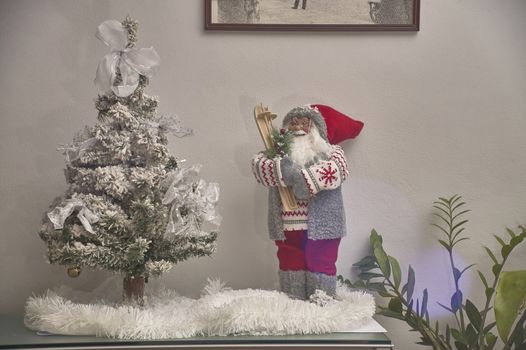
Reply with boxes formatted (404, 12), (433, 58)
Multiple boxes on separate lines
(38, 17), (220, 305)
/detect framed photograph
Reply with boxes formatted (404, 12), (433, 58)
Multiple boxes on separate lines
(205, 0), (420, 31)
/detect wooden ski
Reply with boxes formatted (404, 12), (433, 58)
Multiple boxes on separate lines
(254, 103), (298, 211)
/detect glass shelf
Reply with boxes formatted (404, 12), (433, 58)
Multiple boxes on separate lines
(0, 315), (392, 349)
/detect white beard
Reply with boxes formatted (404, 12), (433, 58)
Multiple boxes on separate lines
(289, 126), (331, 168)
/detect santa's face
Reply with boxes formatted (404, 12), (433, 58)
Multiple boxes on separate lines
(286, 117), (330, 168)
(287, 116), (312, 136)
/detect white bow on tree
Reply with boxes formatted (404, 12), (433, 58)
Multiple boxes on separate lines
(94, 20), (161, 97)
(162, 165), (222, 237)
(47, 199), (99, 234)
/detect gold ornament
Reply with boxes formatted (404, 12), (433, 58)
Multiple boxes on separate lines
(67, 267), (81, 278)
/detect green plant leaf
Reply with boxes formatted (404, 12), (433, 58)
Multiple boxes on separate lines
(492, 264), (502, 277)
(353, 255), (376, 268)
(433, 212), (451, 227)
(449, 194), (461, 204)
(454, 341), (468, 350)
(506, 227), (517, 238)
(495, 270), (526, 342)
(510, 235), (524, 247)
(509, 321), (526, 348)
(388, 255), (401, 289)
(452, 227), (466, 240)
(450, 196), (464, 206)
(481, 306), (493, 316)
(465, 299), (482, 330)
(484, 246), (498, 264)
(485, 287), (495, 300)
(337, 275), (354, 289)
(357, 263), (378, 272)
(494, 234), (506, 246)
(465, 324), (478, 347)
(370, 229), (382, 248)
(513, 326), (526, 348)
(388, 297), (403, 313)
(451, 328), (468, 344)
(359, 272), (384, 280)
(373, 245), (390, 279)
(378, 308), (406, 321)
(435, 197), (450, 206)
(452, 209), (470, 221)
(485, 332), (497, 350)
(478, 270), (489, 288)
(366, 282), (387, 292)
(432, 223), (450, 238)
(377, 290), (394, 298)
(416, 340), (433, 346)
(452, 219), (469, 233)
(405, 299), (414, 319)
(352, 280), (367, 289)
(501, 244), (513, 259)
(483, 321), (496, 333)
(460, 264), (475, 276)
(433, 204), (450, 219)
(438, 239), (452, 252)
(451, 237), (469, 248)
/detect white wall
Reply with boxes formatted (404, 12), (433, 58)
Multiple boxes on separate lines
(1, 1), (525, 348)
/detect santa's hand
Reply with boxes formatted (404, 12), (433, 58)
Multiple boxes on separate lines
(281, 157), (310, 199)
(280, 155), (294, 169)
(280, 156), (313, 199)
(280, 156), (302, 186)
(280, 157), (310, 199)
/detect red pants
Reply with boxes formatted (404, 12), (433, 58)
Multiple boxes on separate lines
(275, 230), (340, 276)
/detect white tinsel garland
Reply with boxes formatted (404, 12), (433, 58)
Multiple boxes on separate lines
(25, 280), (375, 339)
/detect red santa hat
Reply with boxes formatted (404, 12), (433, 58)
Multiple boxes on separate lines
(310, 104), (364, 145)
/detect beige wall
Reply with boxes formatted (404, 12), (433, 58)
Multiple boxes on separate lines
(1, 0), (525, 348)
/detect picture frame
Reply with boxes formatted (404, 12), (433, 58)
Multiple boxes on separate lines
(205, 0), (420, 31)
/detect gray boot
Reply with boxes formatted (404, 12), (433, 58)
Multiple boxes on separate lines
(279, 270), (307, 300)
(306, 271), (337, 298)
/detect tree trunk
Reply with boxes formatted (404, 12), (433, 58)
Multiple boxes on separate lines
(123, 276), (145, 306)
(218, 0), (260, 24)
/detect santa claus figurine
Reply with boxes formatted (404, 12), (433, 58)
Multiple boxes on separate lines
(252, 104), (364, 300)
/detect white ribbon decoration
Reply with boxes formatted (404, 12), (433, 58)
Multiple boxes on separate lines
(57, 137), (98, 164)
(143, 116), (193, 139)
(194, 179), (221, 226)
(162, 165), (221, 236)
(94, 20), (161, 97)
(162, 165), (201, 235)
(47, 199), (100, 234)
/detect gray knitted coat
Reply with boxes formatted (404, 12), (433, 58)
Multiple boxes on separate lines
(252, 145), (349, 241)
(267, 186), (346, 240)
